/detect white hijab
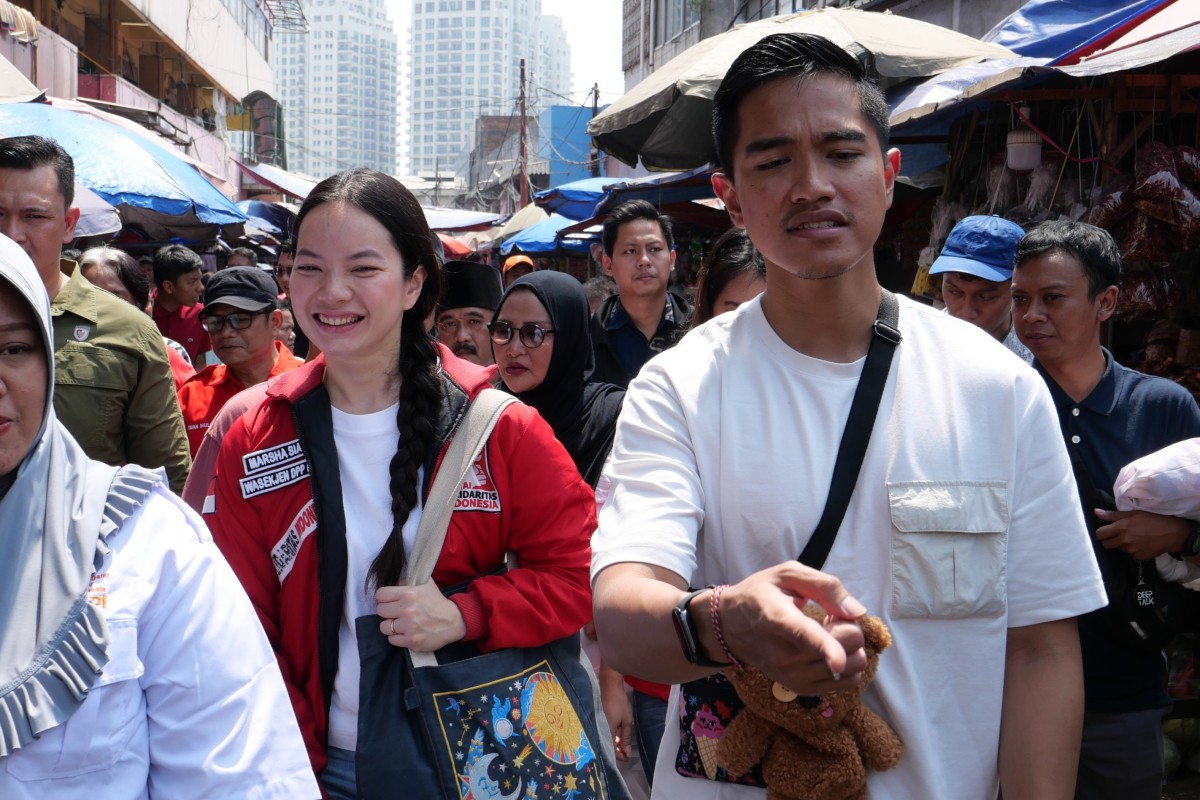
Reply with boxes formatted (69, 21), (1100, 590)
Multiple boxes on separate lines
(0, 234), (160, 756)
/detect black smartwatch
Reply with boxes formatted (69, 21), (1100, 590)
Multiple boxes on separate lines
(1170, 520), (1200, 560)
(671, 587), (728, 667)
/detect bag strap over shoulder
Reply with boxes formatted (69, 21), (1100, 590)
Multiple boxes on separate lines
(406, 388), (517, 587)
(798, 290), (901, 570)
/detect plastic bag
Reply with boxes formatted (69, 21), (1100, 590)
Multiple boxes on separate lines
(1177, 183), (1200, 250)
(1115, 438), (1200, 520)
(984, 161), (1018, 215)
(1117, 263), (1179, 319)
(1114, 438), (1200, 590)
(1084, 175), (1134, 231)
(1175, 145), (1200, 187)
(1134, 141), (1184, 211)
(1120, 213), (1162, 264)
(1019, 162), (1056, 215)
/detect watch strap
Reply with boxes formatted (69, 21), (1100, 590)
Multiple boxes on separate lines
(672, 587), (728, 668)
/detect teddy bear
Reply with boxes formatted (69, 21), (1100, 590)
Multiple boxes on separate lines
(715, 607), (903, 800)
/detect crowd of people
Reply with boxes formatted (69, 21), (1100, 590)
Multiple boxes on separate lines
(1, 29), (1198, 800)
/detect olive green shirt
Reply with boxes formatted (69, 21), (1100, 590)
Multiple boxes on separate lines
(50, 265), (191, 492)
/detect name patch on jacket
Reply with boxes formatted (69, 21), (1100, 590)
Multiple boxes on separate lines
(240, 438), (308, 499)
(273, 500), (318, 581)
(455, 450), (501, 513)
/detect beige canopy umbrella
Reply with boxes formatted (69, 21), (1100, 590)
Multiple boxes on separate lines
(589, 7), (1013, 171)
(497, 202), (549, 240)
(0, 51), (42, 105)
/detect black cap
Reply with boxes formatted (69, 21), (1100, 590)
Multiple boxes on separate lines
(440, 260), (502, 311)
(203, 266), (278, 312)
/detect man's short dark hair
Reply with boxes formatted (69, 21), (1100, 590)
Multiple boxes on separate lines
(1014, 220), (1122, 299)
(230, 246), (258, 263)
(153, 244), (204, 290)
(602, 199), (674, 257)
(712, 33), (890, 178)
(0, 135), (76, 208)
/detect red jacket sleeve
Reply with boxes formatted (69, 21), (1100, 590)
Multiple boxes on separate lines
(447, 405), (596, 651)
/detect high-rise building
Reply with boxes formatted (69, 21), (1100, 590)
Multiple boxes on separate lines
(407, 0), (571, 183)
(275, 0), (399, 180)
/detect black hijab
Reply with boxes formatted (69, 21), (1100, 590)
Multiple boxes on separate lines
(494, 271), (624, 487)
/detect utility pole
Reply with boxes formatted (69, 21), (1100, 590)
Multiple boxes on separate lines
(591, 83), (600, 178)
(518, 58), (528, 208)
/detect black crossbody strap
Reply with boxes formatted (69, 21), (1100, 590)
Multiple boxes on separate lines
(798, 290), (902, 570)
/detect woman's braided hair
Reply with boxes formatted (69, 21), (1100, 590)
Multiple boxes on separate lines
(293, 168), (444, 588)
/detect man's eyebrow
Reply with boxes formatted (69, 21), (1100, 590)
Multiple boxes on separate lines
(0, 322), (37, 333)
(818, 128), (869, 145)
(743, 136), (793, 156)
(742, 129), (869, 156)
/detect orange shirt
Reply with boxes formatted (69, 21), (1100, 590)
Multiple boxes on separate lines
(177, 341), (304, 457)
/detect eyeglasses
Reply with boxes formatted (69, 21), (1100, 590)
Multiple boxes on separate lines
(274, 266), (291, 277)
(488, 321), (554, 349)
(200, 310), (268, 333)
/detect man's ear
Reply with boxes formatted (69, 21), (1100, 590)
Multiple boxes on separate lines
(712, 172), (743, 227)
(1096, 285), (1119, 322)
(601, 253), (614, 278)
(62, 206), (79, 245)
(883, 148), (901, 209)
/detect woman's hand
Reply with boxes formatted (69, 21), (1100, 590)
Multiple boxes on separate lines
(376, 581), (467, 652)
(598, 661), (633, 762)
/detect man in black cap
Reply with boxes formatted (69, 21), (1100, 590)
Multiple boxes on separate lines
(177, 267), (303, 456)
(436, 259), (502, 366)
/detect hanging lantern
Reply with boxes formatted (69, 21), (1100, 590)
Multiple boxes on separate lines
(1006, 105), (1042, 173)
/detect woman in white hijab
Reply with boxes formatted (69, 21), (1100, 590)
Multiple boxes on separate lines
(0, 233), (318, 798)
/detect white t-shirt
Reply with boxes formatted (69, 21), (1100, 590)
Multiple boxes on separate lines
(592, 295), (1107, 800)
(0, 486), (319, 799)
(327, 403), (424, 751)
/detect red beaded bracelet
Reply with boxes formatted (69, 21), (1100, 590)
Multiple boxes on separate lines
(709, 584), (743, 670)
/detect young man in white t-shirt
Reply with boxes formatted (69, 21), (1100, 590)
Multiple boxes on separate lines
(590, 32), (1107, 799)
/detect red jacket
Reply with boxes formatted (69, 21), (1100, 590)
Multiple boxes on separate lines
(205, 345), (596, 774)
(177, 341), (304, 456)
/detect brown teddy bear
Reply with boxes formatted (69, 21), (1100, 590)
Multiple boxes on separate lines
(715, 607), (903, 800)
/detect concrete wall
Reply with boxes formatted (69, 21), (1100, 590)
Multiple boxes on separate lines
(124, 0), (273, 100)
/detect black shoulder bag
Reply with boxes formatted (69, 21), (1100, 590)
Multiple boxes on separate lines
(674, 291), (901, 786)
(1065, 440), (1183, 653)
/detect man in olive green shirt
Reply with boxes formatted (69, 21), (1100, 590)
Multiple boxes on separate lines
(0, 136), (189, 492)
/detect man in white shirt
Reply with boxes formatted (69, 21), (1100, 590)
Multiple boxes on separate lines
(930, 214), (1033, 363)
(590, 32), (1106, 800)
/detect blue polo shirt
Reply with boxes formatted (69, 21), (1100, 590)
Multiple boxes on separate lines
(1037, 349), (1200, 712)
(605, 295), (682, 383)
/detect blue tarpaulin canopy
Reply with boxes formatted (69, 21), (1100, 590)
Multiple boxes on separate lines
(236, 200), (295, 238)
(0, 102), (245, 235)
(500, 213), (593, 255)
(982, 0), (1177, 63)
(534, 177), (617, 221)
(891, 0), (1200, 136)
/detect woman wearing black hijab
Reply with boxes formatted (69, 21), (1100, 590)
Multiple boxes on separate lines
(490, 270), (624, 487)
(490, 269), (640, 777)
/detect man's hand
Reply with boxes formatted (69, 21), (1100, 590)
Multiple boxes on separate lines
(376, 580), (467, 652)
(1094, 509), (1189, 560)
(702, 563), (869, 696)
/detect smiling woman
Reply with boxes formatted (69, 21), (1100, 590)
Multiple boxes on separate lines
(204, 169), (626, 799)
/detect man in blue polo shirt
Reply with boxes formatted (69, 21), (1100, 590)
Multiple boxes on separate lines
(1012, 219), (1200, 800)
(591, 200), (690, 388)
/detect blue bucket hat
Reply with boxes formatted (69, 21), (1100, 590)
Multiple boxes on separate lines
(929, 215), (1026, 282)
